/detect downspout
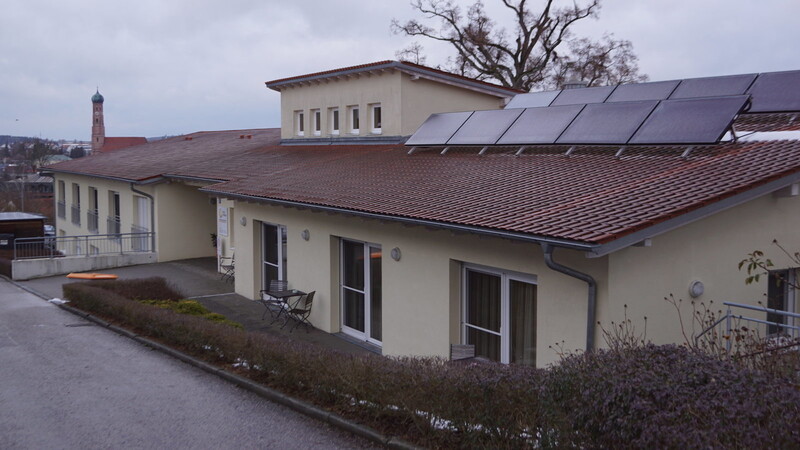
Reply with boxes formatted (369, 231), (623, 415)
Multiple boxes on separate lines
(130, 184), (156, 252)
(541, 243), (597, 352)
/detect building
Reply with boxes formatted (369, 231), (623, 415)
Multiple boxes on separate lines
(44, 63), (800, 367)
(90, 90), (147, 153)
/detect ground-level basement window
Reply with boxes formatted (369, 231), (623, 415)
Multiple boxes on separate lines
(462, 264), (537, 365)
(295, 110), (304, 136)
(329, 107), (340, 135)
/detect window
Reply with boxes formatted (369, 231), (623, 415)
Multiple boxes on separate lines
(349, 106), (360, 135)
(57, 180), (66, 219)
(108, 191), (120, 235)
(312, 109), (321, 136)
(261, 222), (288, 288)
(329, 108), (340, 135)
(341, 239), (382, 345)
(71, 183), (81, 225)
(462, 264), (537, 366)
(767, 269), (798, 336)
(295, 110), (305, 136)
(370, 103), (382, 134)
(87, 187), (99, 233)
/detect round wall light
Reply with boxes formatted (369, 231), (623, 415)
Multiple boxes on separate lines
(390, 247), (401, 261)
(688, 280), (704, 298)
(301, 229), (310, 241)
(239, 216), (247, 226)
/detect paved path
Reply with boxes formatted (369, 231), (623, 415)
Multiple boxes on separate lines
(0, 279), (377, 449)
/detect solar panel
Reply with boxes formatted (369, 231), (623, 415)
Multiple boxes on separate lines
(496, 105), (584, 145)
(505, 90), (561, 109)
(605, 80), (680, 102)
(629, 95), (749, 145)
(447, 109), (524, 145)
(556, 101), (658, 145)
(669, 74), (756, 99)
(746, 70), (800, 113)
(550, 85), (616, 106)
(405, 111), (473, 146)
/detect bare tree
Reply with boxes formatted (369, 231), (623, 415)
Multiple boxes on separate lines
(392, 0), (647, 91)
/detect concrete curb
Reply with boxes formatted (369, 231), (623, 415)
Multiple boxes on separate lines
(7, 276), (420, 450)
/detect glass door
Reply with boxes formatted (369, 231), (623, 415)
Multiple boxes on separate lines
(341, 239), (382, 345)
(463, 265), (537, 365)
(261, 222), (287, 289)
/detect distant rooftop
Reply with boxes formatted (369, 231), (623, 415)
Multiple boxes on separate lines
(0, 212), (46, 222)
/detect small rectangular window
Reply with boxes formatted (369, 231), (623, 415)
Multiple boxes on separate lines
(349, 106), (360, 134)
(295, 110), (304, 136)
(330, 108), (340, 135)
(370, 103), (382, 134)
(312, 109), (321, 136)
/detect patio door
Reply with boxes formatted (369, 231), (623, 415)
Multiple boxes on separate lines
(463, 265), (537, 365)
(340, 239), (382, 345)
(261, 222), (287, 289)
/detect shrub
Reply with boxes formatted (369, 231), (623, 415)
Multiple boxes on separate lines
(75, 276), (183, 301)
(140, 299), (242, 329)
(61, 279), (800, 448)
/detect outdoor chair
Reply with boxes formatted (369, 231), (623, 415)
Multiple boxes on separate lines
(259, 279), (288, 321)
(282, 291), (315, 333)
(219, 253), (235, 283)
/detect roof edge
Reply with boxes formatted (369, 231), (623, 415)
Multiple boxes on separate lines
(200, 189), (595, 251)
(265, 60), (522, 97)
(587, 170), (800, 258)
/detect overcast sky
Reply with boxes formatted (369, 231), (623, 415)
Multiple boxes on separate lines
(2, 0), (798, 141)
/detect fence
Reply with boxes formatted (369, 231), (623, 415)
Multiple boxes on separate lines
(696, 301), (800, 351)
(13, 232), (155, 260)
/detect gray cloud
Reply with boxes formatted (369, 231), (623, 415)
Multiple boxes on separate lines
(1, 0), (796, 140)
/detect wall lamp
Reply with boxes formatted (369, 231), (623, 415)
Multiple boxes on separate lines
(301, 229), (310, 241)
(390, 247), (401, 261)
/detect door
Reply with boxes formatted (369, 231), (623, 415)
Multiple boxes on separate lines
(463, 265), (537, 365)
(261, 222), (287, 289)
(341, 239), (382, 345)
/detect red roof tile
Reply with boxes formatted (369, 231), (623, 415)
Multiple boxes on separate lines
(47, 127), (800, 246)
(100, 137), (148, 152)
(735, 113), (800, 132)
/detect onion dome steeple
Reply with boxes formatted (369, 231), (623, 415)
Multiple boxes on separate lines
(91, 89), (104, 103)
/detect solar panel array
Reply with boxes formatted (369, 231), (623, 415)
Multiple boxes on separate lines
(406, 70), (799, 149)
(406, 95), (749, 147)
(503, 69), (800, 113)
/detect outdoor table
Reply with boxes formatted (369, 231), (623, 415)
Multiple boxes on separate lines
(264, 289), (306, 324)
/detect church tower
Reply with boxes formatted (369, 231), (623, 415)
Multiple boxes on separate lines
(91, 89), (105, 153)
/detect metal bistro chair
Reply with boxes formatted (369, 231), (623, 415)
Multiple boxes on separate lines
(219, 253), (235, 283)
(259, 280), (288, 322)
(283, 291), (315, 333)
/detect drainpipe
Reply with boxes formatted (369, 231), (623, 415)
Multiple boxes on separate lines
(541, 243), (597, 352)
(130, 183), (156, 252)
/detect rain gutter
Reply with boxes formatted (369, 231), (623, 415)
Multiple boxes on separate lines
(542, 243), (597, 352)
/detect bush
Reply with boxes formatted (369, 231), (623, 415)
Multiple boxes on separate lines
(141, 299), (242, 329)
(75, 276), (183, 301)
(61, 279), (800, 448)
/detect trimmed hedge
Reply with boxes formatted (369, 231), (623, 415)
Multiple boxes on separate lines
(62, 279), (800, 448)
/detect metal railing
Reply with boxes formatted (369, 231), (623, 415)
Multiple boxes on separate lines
(131, 225), (150, 251)
(87, 210), (99, 233)
(71, 205), (81, 225)
(107, 216), (121, 235)
(13, 232), (155, 260)
(57, 200), (66, 219)
(696, 301), (800, 351)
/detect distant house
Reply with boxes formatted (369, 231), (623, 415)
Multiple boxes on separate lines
(45, 62), (800, 367)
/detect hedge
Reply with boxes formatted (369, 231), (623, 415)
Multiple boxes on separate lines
(62, 278), (800, 448)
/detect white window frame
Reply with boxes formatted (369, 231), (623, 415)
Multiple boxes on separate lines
(312, 109), (321, 136)
(340, 238), (382, 346)
(295, 110), (304, 136)
(461, 263), (537, 364)
(329, 107), (340, 136)
(349, 106), (360, 135)
(370, 103), (382, 134)
(260, 221), (288, 290)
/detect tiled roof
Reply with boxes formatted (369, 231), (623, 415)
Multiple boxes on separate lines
(265, 60), (523, 95)
(735, 113), (800, 132)
(47, 129), (278, 181)
(100, 137), (149, 152)
(46, 126), (800, 247)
